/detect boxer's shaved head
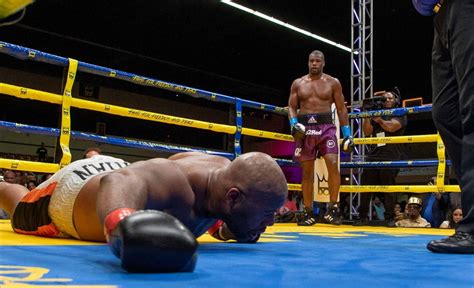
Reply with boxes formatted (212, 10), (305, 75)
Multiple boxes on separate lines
(310, 50), (325, 60)
(230, 152), (287, 207)
(217, 152), (288, 242)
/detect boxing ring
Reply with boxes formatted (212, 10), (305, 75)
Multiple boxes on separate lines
(0, 42), (471, 287)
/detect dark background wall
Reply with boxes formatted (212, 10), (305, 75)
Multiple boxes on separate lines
(0, 0), (438, 163)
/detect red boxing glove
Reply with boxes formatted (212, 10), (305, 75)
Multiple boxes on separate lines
(103, 208), (136, 242)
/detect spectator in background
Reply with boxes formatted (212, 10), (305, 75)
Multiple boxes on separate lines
(26, 180), (37, 191)
(395, 197), (431, 228)
(83, 147), (102, 159)
(422, 177), (450, 228)
(359, 89), (407, 224)
(25, 173), (37, 184)
(39, 173), (53, 184)
(2, 171), (18, 184)
(372, 196), (386, 221)
(14, 171), (24, 185)
(393, 203), (405, 222)
(440, 206), (463, 229)
(36, 142), (48, 162)
(340, 193), (352, 220)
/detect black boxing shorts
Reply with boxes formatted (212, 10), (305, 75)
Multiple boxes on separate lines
(12, 182), (61, 237)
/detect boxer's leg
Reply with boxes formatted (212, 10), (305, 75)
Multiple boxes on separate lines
(0, 182), (29, 216)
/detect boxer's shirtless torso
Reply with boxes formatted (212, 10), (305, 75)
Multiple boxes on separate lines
(74, 153), (230, 241)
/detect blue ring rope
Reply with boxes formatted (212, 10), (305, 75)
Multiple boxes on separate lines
(0, 42), (440, 168)
(0, 120), (297, 165)
(0, 41), (286, 115)
(0, 120), (448, 168)
(0, 120), (233, 158)
(0, 41), (432, 119)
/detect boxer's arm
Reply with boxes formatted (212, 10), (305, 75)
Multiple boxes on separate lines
(332, 77), (354, 153)
(96, 168), (149, 223)
(168, 152), (206, 161)
(288, 79), (299, 120)
(168, 152), (231, 166)
(96, 160), (180, 223)
(288, 79), (307, 140)
(332, 77), (349, 127)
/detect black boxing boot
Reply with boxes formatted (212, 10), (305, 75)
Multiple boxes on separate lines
(297, 207), (317, 226)
(322, 203), (342, 225)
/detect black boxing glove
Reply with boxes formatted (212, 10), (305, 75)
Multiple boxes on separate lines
(104, 209), (198, 273)
(289, 117), (306, 141)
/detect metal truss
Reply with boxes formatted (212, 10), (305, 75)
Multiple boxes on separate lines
(350, 0), (373, 219)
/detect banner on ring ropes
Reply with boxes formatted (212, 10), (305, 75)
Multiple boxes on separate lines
(313, 103), (340, 203)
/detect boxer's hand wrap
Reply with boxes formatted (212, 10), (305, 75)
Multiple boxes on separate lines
(289, 117), (298, 127)
(412, 0), (440, 16)
(341, 125), (354, 154)
(208, 220), (225, 240)
(208, 220), (261, 243)
(341, 125), (351, 139)
(289, 117), (305, 141)
(104, 208), (136, 245)
(105, 209), (198, 273)
(208, 220), (239, 241)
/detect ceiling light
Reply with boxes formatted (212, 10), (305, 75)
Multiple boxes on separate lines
(220, 0), (355, 54)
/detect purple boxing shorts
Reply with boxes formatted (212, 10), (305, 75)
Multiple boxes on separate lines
(293, 123), (338, 162)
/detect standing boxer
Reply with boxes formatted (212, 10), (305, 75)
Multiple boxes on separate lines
(288, 50), (353, 226)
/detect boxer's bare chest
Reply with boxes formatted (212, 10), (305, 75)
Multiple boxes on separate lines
(297, 78), (334, 113)
(298, 79), (333, 102)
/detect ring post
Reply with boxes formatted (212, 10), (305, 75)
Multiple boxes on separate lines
(436, 133), (446, 192)
(234, 98), (243, 156)
(58, 58), (77, 168)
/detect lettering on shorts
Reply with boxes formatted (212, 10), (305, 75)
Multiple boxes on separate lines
(294, 148), (302, 157)
(305, 129), (322, 136)
(72, 161), (130, 181)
